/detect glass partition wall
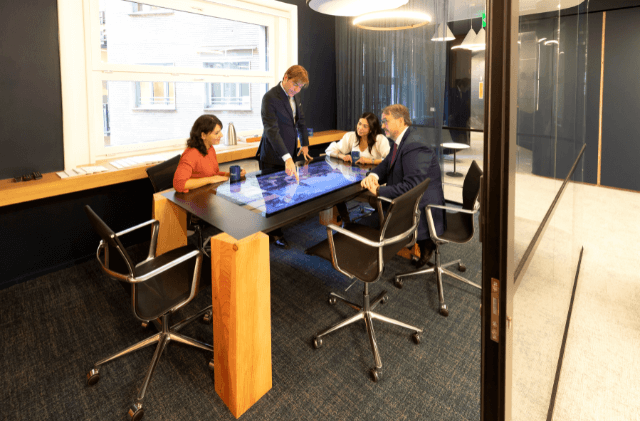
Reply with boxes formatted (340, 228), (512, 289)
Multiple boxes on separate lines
(336, 0), (451, 176)
(336, 1), (484, 418)
(511, 1), (589, 420)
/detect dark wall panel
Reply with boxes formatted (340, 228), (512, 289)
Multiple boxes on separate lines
(600, 7), (640, 191)
(278, 0), (337, 132)
(0, 0), (64, 180)
(0, 180), (155, 289)
(583, 11), (602, 185)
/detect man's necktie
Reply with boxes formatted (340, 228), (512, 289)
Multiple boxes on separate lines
(390, 142), (398, 165)
(290, 96), (296, 119)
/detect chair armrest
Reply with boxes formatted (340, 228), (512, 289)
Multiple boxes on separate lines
(115, 219), (160, 262)
(327, 222), (416, 249)
(427, 204), (479, 214)
(130, 249), (201, 283)
(425, 203), (479, 241)
(377, 196), (393, 204)
(116, 219), (158, 236)
(443, 182), (464, 188)
(327, 223), (381, 248)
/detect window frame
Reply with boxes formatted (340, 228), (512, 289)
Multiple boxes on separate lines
(58, 0), (298, 167)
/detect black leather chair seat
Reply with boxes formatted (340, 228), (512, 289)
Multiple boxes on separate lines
(135, 245), (199, 321)
(307, 224), (385, 283)
(440, 212), (474, 244)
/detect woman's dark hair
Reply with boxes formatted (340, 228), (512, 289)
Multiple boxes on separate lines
(354, 112), (382, 154)
(187, 114), (223, 156)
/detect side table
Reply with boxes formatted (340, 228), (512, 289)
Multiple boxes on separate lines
(442, 142), (471, 177)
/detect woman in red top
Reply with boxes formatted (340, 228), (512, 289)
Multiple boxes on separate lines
(173, 114), (245, 193)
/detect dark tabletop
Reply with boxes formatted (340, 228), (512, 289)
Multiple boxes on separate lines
(161, 157), (371, 240)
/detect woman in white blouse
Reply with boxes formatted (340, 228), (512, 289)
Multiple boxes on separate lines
(325, 112), (390, 165)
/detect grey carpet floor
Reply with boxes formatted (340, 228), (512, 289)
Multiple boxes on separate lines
(0, 209), (482, 421)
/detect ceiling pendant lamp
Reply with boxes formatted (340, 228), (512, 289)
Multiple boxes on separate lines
(307, 0), (408, 17)
(468, 27), (486, 50)
(451, 28), (477, 50)
(431, 23), (455, 41)
(353, 10), (432, 31)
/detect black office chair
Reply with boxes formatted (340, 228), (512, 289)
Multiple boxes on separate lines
(306, 178), (431, 382)
(145, 154), (181, 193)
(145, 154), (207, 250)
(84, 205), (213, 421)
(394, 160), (483, 317)
(145, 155), (212, 324)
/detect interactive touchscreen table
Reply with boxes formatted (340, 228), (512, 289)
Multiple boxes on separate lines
(151, 157), (371, 418)
(215, 159), (370, 217)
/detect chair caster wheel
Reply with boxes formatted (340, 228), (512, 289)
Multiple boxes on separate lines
(412, 332), (421, 344)
(128, 403), (144, 421)
(313, 337), (323, 349)
(208, 359), (214, 372)
(86, 368), (100, 386)
(458, 263), (466, 272)
(202, 311), (212, 324)
(370, 368), (382, 382)
(439, 305), (449, 317)
(381, 294), (389, 304)
(394, 277), (403, 289)
(328, 296), (337, 305)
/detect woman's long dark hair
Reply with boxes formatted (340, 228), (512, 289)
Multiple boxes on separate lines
(354, 112), (382, 154)
(187, 114), (223, 156)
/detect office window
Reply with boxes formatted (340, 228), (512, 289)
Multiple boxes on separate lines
(59, 0), (294, 166)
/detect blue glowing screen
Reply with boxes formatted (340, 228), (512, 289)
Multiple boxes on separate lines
(215, 158), (369, 216)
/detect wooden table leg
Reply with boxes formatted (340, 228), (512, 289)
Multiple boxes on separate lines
(152, 193), (187, 256)
(211, 232), (272, 419)
(319, 206), (341, 226)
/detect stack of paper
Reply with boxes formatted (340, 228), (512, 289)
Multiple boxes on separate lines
(56, 166), (110, 179)
(110, 152), (181, 169)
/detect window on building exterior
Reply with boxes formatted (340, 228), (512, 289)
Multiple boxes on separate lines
(60, 0), (292, 166)
(203, 54), (254, 110)
(131, 3), (166, 13)
(133, 64), (176, 109)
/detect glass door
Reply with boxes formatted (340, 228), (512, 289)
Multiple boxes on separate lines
(481, 0), (589, 419)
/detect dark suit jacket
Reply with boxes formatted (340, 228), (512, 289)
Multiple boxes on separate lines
(372, 126), (446, 240)
(257, 83), (309, 166)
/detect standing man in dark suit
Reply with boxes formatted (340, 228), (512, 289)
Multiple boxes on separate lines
(361, 104), (446, 267)
(258, 65), (312, 248)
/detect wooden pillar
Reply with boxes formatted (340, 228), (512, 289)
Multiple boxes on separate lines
(152, 193), (187, 256)
(319, 206), (341, 226)
(211, 232), (272, 419)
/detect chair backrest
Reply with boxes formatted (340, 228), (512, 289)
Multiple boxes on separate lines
(146, 154), (181, 193)
(458, 160), (483, 237)
(379, 177), (431, 259)
(84, 205), (136, 280)
(463, 161), (482, 211)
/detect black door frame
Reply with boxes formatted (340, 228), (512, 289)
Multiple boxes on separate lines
(481, 0), (518, 419)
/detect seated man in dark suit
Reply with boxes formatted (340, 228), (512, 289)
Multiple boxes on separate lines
(361, 104), (446, 267)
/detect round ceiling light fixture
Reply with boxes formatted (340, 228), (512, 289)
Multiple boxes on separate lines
(353, 10), (432, 31)
(307, 0), (408, 17)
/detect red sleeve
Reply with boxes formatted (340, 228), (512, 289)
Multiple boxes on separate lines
(209, 147), (227, 177)
(173, 148), (196, 193)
